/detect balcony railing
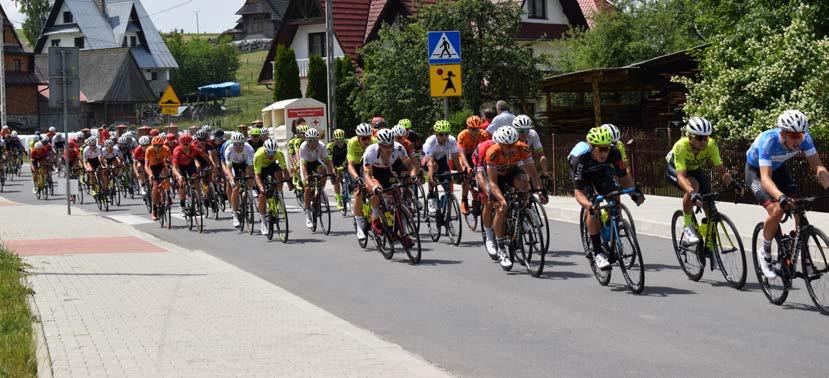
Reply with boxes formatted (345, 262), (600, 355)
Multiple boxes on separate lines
(295, 56), (342, 77)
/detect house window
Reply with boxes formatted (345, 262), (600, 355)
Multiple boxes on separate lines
(151, 71), (158, 80)
(12, 59), (21, 72)
(308, 32), (326, 57)
(63, 12), (73, 23)
(74, 37), (84, 48)
(527, 0), (546, 19)
(130, 36), (137, 47)
(51, 39), (61, 47)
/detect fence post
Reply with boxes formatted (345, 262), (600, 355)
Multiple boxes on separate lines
(551, 132), (557, 195)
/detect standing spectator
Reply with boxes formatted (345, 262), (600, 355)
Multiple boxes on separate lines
(481, 107), (496, 130)
(485, 100), (515, 134)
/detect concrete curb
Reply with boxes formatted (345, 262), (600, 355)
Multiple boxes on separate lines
(26, 277), (53, 378)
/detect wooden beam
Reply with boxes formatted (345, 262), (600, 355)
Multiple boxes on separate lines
(592, 79), (601, 127)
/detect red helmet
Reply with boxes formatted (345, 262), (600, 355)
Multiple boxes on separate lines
(179, 134), (193, 145)
(166, 133), (176, 141)
(151, 136), (165, 145)
(371, 116), (386, 129)
(68, 140), (78, 147)
(149, 129), (160, 136)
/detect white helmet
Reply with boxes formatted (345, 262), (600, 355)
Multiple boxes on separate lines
(104, 139), (115, 147)
(686, 117), (713, 136)
(355, 122), (373, 137)
(776, 110), (808, 132)
(304, 128), (320, 139)
(391, 125), (407, 138)
(48, 126), (56, 132)
(263, 139), (278, 153)
(118, 136), (129, 144)
(138, 136), (151, 146)
(85, 137), (97, 146)
(601, 123), (621, 143)
(376, 128), (395, 145)
(11, 131), (18, 137)
(512, 114), (533, 130)
(34, 141), (43, 149)
(230, 132), (245, 143)
(494, 126), (519, 145)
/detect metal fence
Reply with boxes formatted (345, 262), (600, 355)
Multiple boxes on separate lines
(543, 129), (829, 212)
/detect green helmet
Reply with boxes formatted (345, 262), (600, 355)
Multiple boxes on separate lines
(333, 129), (345, 140)
(296, 125), (308, 135)
(398, 119), (413, 129)
(433, 120), (451, 133)
(586, 127), (612, 146)
(249, 127), (261, 136)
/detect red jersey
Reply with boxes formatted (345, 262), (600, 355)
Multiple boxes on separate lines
(473, 140), (497, 168)
(64, 145), (79, 161)
(132, 146), (146, 163)
(172, 145), (207, 167)
(30, 147), (48, 162)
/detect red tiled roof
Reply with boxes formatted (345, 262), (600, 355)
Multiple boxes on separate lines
(365, 0), (389, 41)
(577, 0), (610, 27)
(318, 0), (372, 60)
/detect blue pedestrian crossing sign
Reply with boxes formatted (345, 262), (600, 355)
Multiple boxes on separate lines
(428, 31), (461, 64)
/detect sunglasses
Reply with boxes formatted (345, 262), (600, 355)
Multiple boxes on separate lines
(692, 135), (708, 141)
(785, 131), (805, 139)
(436, 133), (448, 137)
(517, 129), (530, 134)
(593, 146), (610, 153)
(233, 142), (244, 146)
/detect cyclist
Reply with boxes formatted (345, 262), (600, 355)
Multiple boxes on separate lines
(457, 115), (491, 214)
(746, 110), (829, 279)
(299, 128), (336, 228)
(571, 127), (644, 270)
(363, 128), (419, 239)
(326, 129), (348, 210)
(371, 116), (387, 132)
(423, 120), (461, 215)
(472, 131), (501, 257)
(133, 136), (150, 195)
(486, 126), (545, 269)
(144, 136), (172, 220)
(223, 132), (255, 228)
(52, 131), (66, 157)
(171, 134), (211, 217)
(512, 115), (550, 178)
(29, 141), (50, 193)
(81, 137), (101, 195)
(288, 125), (307, 189)
(64, 138), (81, 173)
(248, 127), (264, 150)
(665, 117), (733, 247)
(0, 125), (9, 139)
(118, 135), (133, 168)
(98, 139), (123, 196)
(400, 119), (421, 152)
(347, 123), (377, 240)
(165, 132), (178, 152)
(254, 139), (293, 235)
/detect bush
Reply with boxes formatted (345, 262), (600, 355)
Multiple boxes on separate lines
(448, 108), (473, 136)
(273, 44), (302, 101)
(164, 33), (241, 95)
(305, 55), (328, 104)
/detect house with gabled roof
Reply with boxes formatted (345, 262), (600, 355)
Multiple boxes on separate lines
(2, 2), (45, 130)
(33, 0), (178, 96)
(225, 0), (290, 42)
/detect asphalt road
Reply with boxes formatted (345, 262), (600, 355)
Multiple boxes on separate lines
(4, 173), (829, 377)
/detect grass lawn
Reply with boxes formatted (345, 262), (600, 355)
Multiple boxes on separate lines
(0, 247), (37, 377)
(205, 50), (274, 129)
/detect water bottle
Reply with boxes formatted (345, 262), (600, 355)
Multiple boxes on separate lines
(384, 211), (394, 226)
(600, 209), (609, 225)
(362, 203), (371, 218)
(601, 223), (611, 241)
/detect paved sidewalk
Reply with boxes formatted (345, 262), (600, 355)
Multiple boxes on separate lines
(0, 198), (449, 377)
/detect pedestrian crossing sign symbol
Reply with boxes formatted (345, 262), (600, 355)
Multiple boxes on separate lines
(430, 64), (462, 97)
(428, 31), (461, 64)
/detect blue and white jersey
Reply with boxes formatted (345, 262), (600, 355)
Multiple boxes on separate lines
(746, 128), (816, 170)
(218, 140), (232, 163)
(568, 141), (590, 158)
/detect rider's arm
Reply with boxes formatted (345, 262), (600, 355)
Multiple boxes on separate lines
(806, 154), (829, 189)
(486, 165), (506, 204)
(363, 165), (381, 191)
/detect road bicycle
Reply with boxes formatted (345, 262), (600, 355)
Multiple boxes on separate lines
(370, 176), (422, 264)
(182, 174), (205, 233)
(425, 171), (463, 246)
(580, 187), (645, 294)
(498, 189), (548, 277)
(352, 181), (372, 249)
(306, 173), (335, 235)
(462, 171), (483, 232)
(234, 175), (257, 235)
(153, 175), (173, 229)
(338, 167), (351, 217)
(33, 165), (49, 200)
(263, 175), (290, 242)
(751, 193), (829, 314)
(671, 185), (746, 289)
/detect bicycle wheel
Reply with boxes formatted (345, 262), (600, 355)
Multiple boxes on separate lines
(615, 219), (644, 294)
(446, 194), (462, 246)
(113, 183), (121, 206)
(164, 196), (172, 229)
(317, 190), (331, 235)
(426, 196), (441, 242)
(195, 191), (204, 233)
(238, 193), (248, 232)
(579, 207), (590, 253)
(670, 210), (704, 281)
(531, 198), (550, 253)
(355, 216), (369, 248)
(712, 214), (747, 289)
(803, 226), (829, 314)
(751, 222), (789, 305)
(246, 191), (256, 235)
(465, 197), (479, 231)
(620, 202), (636, 233)
(375, 216), (394, 260)
(416, 184), (428, 219)
(158, 202), (166, 228)
(399, 209), (421, 264)
(76, 180), (84, 204)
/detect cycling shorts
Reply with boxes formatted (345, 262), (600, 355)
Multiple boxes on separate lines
(745, 163), (800, 207)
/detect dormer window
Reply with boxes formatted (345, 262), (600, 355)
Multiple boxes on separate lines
(527, 0), (546, 19)
(63, 12), (73, 24)
(130, 36), (137, 47)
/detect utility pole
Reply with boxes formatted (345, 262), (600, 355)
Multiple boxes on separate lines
(194, 11), (200, 34)
(324, 0), (336, 138)
(0, 13), (7, 128)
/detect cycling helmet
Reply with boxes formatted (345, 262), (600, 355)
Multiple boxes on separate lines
(512, 114), (533, 130)
(104, 139), (115, 147)
(686, 117), (713, 136)
(377, 129), (395, 145)
(212, 129), (225, 139)
(466, 115), (483, 129)
(179, 134), (193, 145)
(355, 123), (373, 137)
(33, 135), (42, 141)
(86, 137), (97, 146)
(230, 132), (245, 143)
(249, 127), (261, 136)
(586, 127), (612, 146)
(151, 136), (164, 146)
(11, 131), (17, 137)
(165, 133), (176, 141)
(196, 130), (208, 141)
(601, 123), (621, 142)
(48, 126), (56, 132)
(333, 129), (346, 140)
(391, 125), (407, 138)
(296, 125), (308, 135)
(34, 141), (43, 149)
(304, 128), (320, 139)
(493, 126), (519, 145)
(149, 129), (160, 136)
(1, 125), (7, 130)
(139, 136), (151, 146)
(53, 133), (65, 142)
(263, 139), (278, 153)
(259, 127), (269, 136)
(398, 118), (413, 129)
(200, 125), (211, 132)
(118, 136), (129, 144)
(433, 120), (451, 133)
(776, 110), (809, 132)
(371, 116), (386, 129)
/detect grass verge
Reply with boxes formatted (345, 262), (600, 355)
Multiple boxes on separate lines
(0, 247), (37, 377)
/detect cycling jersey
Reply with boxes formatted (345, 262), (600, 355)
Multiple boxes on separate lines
(484, 142), (533, 175)
(253, 147), (287, 175)
(223, 143), (255, 166)
(172, 145), (207, 167)
(746, 128), (816, 170)
(346, 136), (377, 163)
(473, 140), (497, 170)
(666, 137), (722, 171)
(362, 143), (408, 169)
(407, 130), (422, 150)
(570, 148), (627, 191)
(287, 137), (303, 156)
(65, 145), (79, 162)
(423, 134), (459, 161)
(144, 145), (171, 167)
(83, 146), (100, 161)
(132, 146), (146, 163)
(397, 138), (414, 156)
(457, 129), (491, 154)
(299, 140), (328, 163)
(99, 146), (121, 160)
(218, 140), (231, 163)
(519, 129), (543, 152)
(568, 140), (628, 162)
(30, 147), (48, 162)
(247, 138), (264, 151)
(326, 141), (347, 167)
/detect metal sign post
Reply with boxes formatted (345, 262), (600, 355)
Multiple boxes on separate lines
(62, 50), (70, 215)
(48, 47), (80, 215)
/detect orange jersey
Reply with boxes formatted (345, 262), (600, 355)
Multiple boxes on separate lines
(484, 142), (532, 174)
(398, 138), (414, 155)
(457, 129), (491, 154)
(144, 145), (171, 166)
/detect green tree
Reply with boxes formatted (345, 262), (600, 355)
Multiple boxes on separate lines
(547, 0), (703, 73)
(305, 55), (328, 104)
(164, 33), (240, 94)
(17, 0), (51, 47)
(678, 3), (829, 140)
(335, 57), (360, 133)
(272, 44), (302, 101)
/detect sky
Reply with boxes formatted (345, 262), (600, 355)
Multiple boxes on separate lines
(1, 0), (243, 34)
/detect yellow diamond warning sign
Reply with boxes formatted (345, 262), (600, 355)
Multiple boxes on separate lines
(430, 64), (462, 97)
